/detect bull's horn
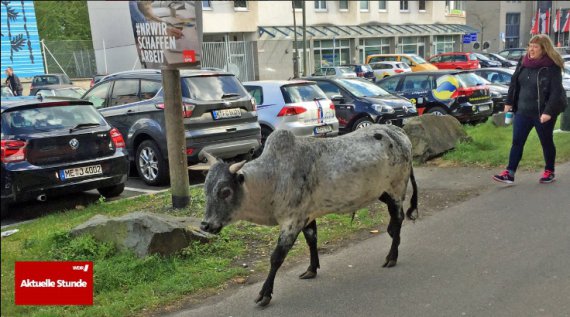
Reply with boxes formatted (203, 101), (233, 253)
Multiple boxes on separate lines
(229, 160), (246, 174)
(203, 151), (217, 166)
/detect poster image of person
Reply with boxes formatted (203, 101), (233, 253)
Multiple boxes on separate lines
(129, 1), (202, 69)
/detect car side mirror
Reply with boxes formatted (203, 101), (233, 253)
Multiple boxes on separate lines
(331, 95), (344, 103)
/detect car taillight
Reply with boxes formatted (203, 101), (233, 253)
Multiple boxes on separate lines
(356, 72), (364, 77)
(329, 102), (335, 111)
(109, 128), (125, 149)
(395, 69), (404, 73)
(155, 103), (195, 118)
(186, 148), (194, 155)
(277, 105), (307, 117)
(451, 87), (476, 98)
(90, 79), (94, 87)
(1, 140), (27, 163)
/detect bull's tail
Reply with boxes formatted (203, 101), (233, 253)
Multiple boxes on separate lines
(405, 166), (418, 220)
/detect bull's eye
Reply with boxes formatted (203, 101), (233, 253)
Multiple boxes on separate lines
(219, 187), (232, 199)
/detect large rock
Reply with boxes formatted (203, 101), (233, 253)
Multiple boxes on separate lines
(403, 115), (470, 162)
(491, 112), (509, 127)
(71, 212), (213, 257)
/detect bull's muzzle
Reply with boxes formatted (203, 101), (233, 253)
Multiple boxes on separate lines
(200, 221), (222, 234)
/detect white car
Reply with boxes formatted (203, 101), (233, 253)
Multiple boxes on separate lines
(370, 62), (412, 82)
(243, 80), (339, 147)
(312, 66), (357, 78)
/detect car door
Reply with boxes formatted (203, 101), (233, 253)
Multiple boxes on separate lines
(99, 79), (142, 138)
(399, 74), (431, 108)
(315, 80), (353, 129)
(377, 75), (403, 94)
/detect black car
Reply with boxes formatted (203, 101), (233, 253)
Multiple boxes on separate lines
(473, 53), (503, 68)
(482, 53), (517, 68)
(470, 67), (514, 86)
(81, 69), (261, 186)
(305, 77), (417, 132)
(498, 48), (526, 61)
(1, 98), (129, 219)
(29, 74), (73, 96)
(345, 64), (375, 81)
(376, 70), (494, 124)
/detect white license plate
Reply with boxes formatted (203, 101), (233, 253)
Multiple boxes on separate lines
(59, 165), (102, 180)
(314, 125), (333, 135)
(212, 108), (241, 120)
(478, 105), (491, 112)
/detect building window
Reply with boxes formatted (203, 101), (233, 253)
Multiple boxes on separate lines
(505, 13), (520, 49)
(418, 0), (426, 11)
(360, 0), (369, 11)
(313, 39), (351, 70)
(400, 1), (409, 11)
(397, 36), (426, 58)
(378, 0), (387, 10)
(315, 0), (327, 10)
(234, 0), (247, 10)
(339, 0), (348, 10)
(433, 35), (455, 54)
(202, 0), (211, 10)
(359, 38), (391, 63)
(445, 1), (465, 15)
(293, 0), (303, 9)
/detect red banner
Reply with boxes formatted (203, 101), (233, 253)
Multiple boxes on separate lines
(15, 261), (93, 305)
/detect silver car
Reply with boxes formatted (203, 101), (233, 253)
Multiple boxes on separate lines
(312, 66), (357, 78)
(243, 80), (339, 146)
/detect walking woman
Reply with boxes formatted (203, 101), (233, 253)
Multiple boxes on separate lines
(493, 34), (567, 184)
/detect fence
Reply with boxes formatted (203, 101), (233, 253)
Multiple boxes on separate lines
(42, 40), (97, 79)
(202, 41), (256, 82)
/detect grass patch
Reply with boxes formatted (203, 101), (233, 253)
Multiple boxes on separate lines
(1, 188), (386, 317)
(441, 120), (570, 169)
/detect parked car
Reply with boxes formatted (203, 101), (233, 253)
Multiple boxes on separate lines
(1, 84), (14, 97)
(376, 70), (494, 124)
(472, 53), (503, 68)
(81, 69), (261, 186)
(467, 73), (509, 113)
(365, 53), (438, 72)
(90, 74), (108, 87)
(0, 98), (129, 219)
(243, 80), (339, 148)
(561, 54), (570, 63)
(470, 67), (514, 86)
(344, 64), (375, 81)
(428, 52), (480, 70)
(370, 61), (412, 81)
(498, 48), (526, 61)
(29, 74), (73, 96)
(482, 52), (517, 68)
(35, 86), (86, 99)
(312, 66), (357, 78)
(305, 77), (417, 132)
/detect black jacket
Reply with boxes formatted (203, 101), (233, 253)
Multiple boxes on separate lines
(506, 58), (567, 117)
(5, 74), (23, 95)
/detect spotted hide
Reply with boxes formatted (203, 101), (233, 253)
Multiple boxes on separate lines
(200, 124), (418, 307)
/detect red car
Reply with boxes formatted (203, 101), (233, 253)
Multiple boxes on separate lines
(428, 52), (480, 70)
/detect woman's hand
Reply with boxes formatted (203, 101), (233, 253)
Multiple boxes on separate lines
(504, 105), (513, 112)
(540, 114), (552, 123)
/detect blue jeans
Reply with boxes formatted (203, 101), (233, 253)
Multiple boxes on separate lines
(507, 113), (557, 173)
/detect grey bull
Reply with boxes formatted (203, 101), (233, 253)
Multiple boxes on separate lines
(200, 124), (419, 307)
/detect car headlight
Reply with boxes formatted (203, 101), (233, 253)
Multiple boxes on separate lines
(371, 104), (395, 114)
(406, 104), (417, 113)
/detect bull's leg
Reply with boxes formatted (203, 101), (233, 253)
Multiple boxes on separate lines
(255, 228), (300, 307)
(380, 193), (404, 268)
(299, 220), (320, 279)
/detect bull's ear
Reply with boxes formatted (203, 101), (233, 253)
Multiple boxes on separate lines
(236, 173), (245, 185)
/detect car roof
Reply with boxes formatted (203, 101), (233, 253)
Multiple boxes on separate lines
(472, 67), (514, 72)
(243, 80), (315, 87)
(100, 68), (234, 82)
(370, 61), (404, 64)
(1, 97), (92, 113)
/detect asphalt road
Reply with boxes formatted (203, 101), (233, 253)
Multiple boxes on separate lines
(168, 162), (570, 317)
(0, 171), (206, 228)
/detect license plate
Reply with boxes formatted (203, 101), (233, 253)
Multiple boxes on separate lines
(478, 105), (491, 112)
(314, 125), (333, 135)
(59, 165), (102, 181)
(212, 108), (241, 120)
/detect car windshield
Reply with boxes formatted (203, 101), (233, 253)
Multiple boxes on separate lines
(182, 75), (248, 101)
(38, 87), (86, 98)
(409, 54), (428, 64)
(475, 53), (491, 61)
(282, 84), (328, 103)
(33, 76), (60, 85)
(337, 78), (391, 97)
(337, 67), (354, 74)
(1, 104), (106, 136)
(360, 65), (373, 72)
(455, 73), (487, 87)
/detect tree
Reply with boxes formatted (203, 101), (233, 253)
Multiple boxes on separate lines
(34, 0), (92, 41)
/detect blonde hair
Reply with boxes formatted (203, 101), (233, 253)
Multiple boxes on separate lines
(529, 34), (564, 68)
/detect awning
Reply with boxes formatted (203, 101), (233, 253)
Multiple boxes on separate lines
(258, 24), (479, 40)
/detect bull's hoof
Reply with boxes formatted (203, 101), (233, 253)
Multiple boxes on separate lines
(382, 259), (397, 268)
(254, 294), (272, 307)
(299, 270), (317, 279)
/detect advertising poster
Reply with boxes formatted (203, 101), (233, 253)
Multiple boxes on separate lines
(128, 1), (202, 68)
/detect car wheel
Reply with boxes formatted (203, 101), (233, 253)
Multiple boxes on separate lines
(97, 183), (125, 198)
(352, 117), (374, 131)
(253, 126), (273, 158)
(426, 107), (447, 116)
(136, 140), (169, 186)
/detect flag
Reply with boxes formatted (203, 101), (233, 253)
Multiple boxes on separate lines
(564, 10), (570, 33)
(545, 8), (550, 34)
(531, 9), (540, 35)
(553, 9), (560, 33)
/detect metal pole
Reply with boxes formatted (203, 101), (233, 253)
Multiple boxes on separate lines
(292, 2), (299, 78)
(103, 39), (108, 74)
(161, 67), (190, 208)
(41, 39), (49, 73)
(302, 0), (307, 77)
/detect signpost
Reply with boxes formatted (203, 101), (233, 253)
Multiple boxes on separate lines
(463, 34), (472, 44)
(129, 1), (203, 208)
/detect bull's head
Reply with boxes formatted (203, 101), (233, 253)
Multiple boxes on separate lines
(200, 152), (246, 234)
